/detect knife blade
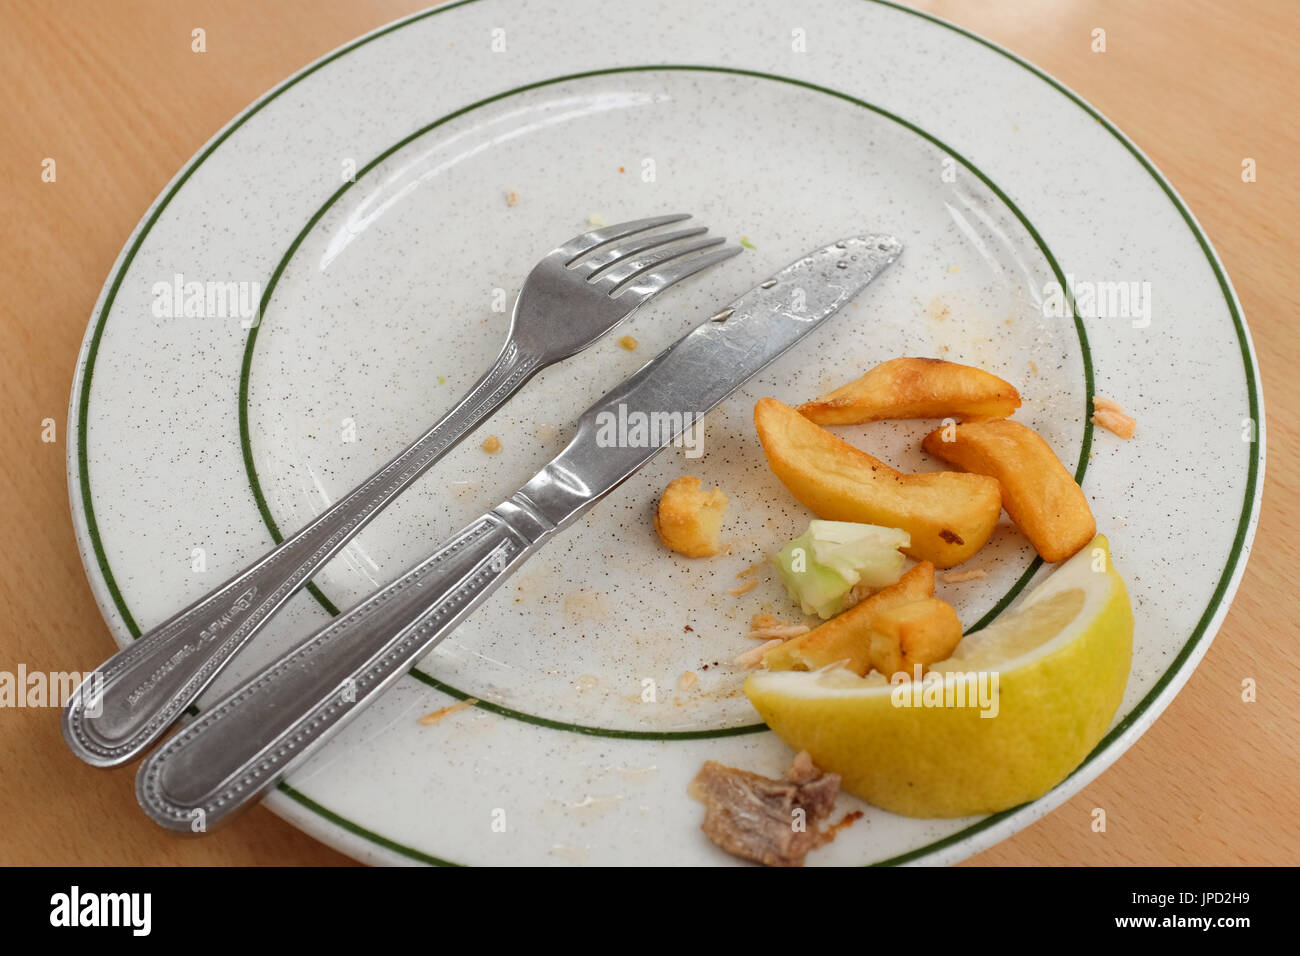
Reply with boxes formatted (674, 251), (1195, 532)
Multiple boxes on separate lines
(518, 233), (903, 527)
(134, 235), (901, 830)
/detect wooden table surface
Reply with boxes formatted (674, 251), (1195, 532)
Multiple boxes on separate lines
(2, 0), (1295, 866)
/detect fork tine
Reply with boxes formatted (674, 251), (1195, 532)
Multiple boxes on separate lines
(555, 214), (692, 265)
(615, 245), (744, 300)
(591, 235), (727, 291)
(571, 226), (710, 278)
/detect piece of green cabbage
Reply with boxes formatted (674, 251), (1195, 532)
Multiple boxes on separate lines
(773, 520), (910, 619)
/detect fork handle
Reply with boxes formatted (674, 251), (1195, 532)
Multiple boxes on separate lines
(63, 341), (542, 767)
(135, 496), (551, 831)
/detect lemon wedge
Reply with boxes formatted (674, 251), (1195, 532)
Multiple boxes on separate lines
(745, 534), (1133, 817)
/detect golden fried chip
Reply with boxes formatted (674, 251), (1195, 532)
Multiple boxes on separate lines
(922, 419), (1094, 563)
(654, 476), (729, 558)
(763, 562), (936, 674)
(798, 357), (1020, 425)
(753, 398), (1001, 568)
(865, 598), (964, 680)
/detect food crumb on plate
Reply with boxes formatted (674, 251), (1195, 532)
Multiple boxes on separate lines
(678, 670), (699, 691)
(505, 188), (519, 207)
(942, 567), (988, 583)
(481, 434), (502, 453)
(1091, 395), (1137, 439)
(748, 613), (810, 642)
(587, 212), (606, 226)
(728, 578), (758, 596)
(746, 621), (809, 641)
(418, 698), (478, 725)
(733, 638), (784, 668)
(548, 844), (588, 866)
(618, 335), (637, 351)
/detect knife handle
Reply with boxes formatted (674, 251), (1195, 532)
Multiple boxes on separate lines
(134, 496), (553, 832)
(62, 342), (543, 768)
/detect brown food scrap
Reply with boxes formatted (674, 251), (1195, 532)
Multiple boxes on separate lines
(618, 335), (638, 351)
(505, 189), (519, 207)
(939, 529), (964, 545)
(728, 578), (759, 597)
(688, 751), (842, 866)
(678, 670), (699, 691)
(481, 435), (502, 454)
(824, 810), (865, 840)
(418, 698), (478, 725)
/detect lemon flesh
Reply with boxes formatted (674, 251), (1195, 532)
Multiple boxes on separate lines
(745, 535), (1133, 818)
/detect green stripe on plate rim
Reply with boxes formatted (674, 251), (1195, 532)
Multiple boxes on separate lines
(236, 63), (1091, 737)
(69, 0), (1260, 867)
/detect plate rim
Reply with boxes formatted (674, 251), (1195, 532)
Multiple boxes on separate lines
(64, 0), (1265, 866)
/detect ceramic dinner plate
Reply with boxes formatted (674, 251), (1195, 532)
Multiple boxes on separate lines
(68, 0), (1263, 865)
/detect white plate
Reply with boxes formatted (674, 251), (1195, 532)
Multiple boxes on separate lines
(68, 0), (1263, 865)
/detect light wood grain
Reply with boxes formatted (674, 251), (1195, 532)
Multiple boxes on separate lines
(1, 0), (1295, 866)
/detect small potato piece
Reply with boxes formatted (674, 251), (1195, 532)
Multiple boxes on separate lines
(922, 419), (1095, 563)
(654, 476), (729, 557)
(865, 598), (964, 679)
(798, 357), (1021, 425)
(764, 562), (935, 674)
(754, 398), (1001, 568)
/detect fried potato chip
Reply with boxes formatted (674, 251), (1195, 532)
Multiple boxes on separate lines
(798, 357), (1021, 425)
(921, 419), (1095, 562)
(654, 476), (728, 557)
(763, 561), (936, 674)
(865, 598), (964, 680)
(754, 398), (1001, 568)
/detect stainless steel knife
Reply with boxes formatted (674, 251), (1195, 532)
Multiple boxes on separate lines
(134, 234), (902, 830)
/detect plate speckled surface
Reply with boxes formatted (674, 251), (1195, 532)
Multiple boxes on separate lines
(68, 0), (1262, 865)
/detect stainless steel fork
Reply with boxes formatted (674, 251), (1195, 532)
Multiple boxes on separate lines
(63, 214), (741, 767)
